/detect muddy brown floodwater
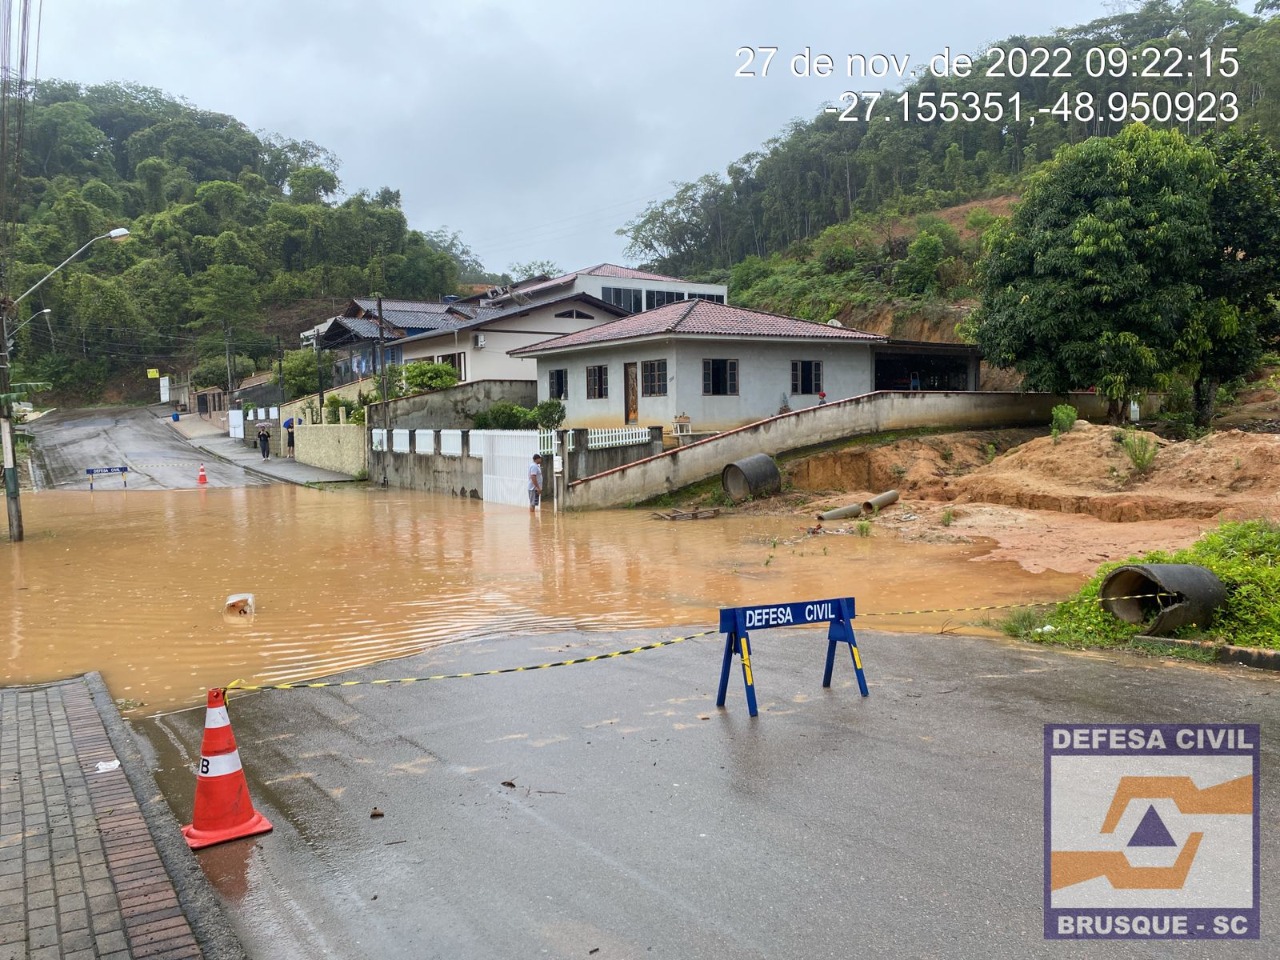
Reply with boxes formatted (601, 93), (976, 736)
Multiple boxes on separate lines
(2, 486), (1084, 716)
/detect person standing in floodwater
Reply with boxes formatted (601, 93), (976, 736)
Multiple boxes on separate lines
(528, 453), (543, 513)
(257, 425), (271, 461)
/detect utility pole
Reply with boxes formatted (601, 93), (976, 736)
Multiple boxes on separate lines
(314, 334), (325, 421)
(0, 308), (23, 542)
(276, 335), (283, 405)
(377, 294), (388, 487)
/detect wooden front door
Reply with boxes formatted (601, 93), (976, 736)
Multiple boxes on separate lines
(624, 362), (638, 425)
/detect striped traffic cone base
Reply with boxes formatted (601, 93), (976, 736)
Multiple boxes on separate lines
(182, 687), (272, 849)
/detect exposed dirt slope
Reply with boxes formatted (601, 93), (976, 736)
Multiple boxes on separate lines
(946, 423), (1280, 522)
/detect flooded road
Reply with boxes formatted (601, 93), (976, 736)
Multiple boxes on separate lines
(2, 485), (1083, 716)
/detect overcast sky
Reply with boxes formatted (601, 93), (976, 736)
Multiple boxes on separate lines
(38, 0), (1120, 276)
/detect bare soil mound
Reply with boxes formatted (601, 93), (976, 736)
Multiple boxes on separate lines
(945, 423), (1280, 522)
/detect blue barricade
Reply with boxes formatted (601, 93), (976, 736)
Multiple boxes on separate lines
(716, 597), (868, 717)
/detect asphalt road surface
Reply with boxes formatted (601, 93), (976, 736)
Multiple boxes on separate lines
(135, 624), (1280, 960)
(26, 406), (267, 489)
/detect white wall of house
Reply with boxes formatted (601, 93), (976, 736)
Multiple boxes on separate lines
(570, 275), (727, 311)
(533, 338), (878, 431)
(397, 300), (622, 382)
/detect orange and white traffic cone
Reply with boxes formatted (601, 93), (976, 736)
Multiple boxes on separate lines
(181, 687), (272, 850)
(197, 463), (208, 485)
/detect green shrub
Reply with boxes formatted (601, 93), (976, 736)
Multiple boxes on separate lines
(532, 399), (566, 430)
(1120, 429), (1157, 473)
(1050, 404), (1077, 436)
(855, 520), (872, 537)
(474, 401), (536, 429)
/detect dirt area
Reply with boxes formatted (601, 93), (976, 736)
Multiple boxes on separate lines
(679, 377), (1280, 577)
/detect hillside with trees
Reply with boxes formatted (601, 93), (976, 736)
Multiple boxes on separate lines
(2, 81), (493, 401)
(622, 0), (1279, 280)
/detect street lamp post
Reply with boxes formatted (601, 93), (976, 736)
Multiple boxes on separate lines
(2, 227), (130, 543)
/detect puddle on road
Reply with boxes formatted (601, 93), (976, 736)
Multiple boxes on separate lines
(1, 487), (1083, 715)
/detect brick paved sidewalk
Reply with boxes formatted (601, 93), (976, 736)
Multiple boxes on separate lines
(1, 675), (244, 960)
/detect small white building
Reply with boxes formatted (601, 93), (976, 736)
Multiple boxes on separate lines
(510, 299), (981, 433)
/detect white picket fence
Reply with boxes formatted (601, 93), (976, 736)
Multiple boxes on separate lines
(381, 426), (652, 458)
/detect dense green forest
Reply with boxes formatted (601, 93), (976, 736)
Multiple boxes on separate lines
(1, 81), (500, 398)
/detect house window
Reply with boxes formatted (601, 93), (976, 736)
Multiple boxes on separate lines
(791, 360), (823, 395)
(436, 353), (465, 380)
(548, 369), (568, 400)
(586, 364), (609, 399)
(687, 293), (726, 304)
(641, 360), (667, 396)
(554, 309), (595, 320)
(601, 286), (642, 313)
(645, 290), (685, 310)
(702, 359), (738, 396)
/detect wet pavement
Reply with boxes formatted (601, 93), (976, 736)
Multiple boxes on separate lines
(134, 624), (1279, 960)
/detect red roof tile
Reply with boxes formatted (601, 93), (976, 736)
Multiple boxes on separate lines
(510, 300), (883, 355)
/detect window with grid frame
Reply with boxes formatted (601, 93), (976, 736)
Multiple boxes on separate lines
(641, 359), (667, 396)
(702, 358), (738, 396)
(601, 286), (642, 313)
(791, 360), (823, 395)
(586, 364), (609, 399)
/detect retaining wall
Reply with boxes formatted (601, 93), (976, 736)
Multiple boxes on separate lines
(564, 390), (1114, 509)
(369, 380), (539, 430)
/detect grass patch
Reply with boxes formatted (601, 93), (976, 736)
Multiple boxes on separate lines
(1000, 606), (1049, 639)
(1028, 519), (1280, 652)
(1126, 638), (1220, 663)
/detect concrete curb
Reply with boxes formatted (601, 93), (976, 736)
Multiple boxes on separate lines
(85, 673), (248, 960)
(1131, 636), (1280, 670)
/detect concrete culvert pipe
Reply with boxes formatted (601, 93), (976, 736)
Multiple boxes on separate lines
(861, 489), (900, 514)
(1099, 564), (1227, 636)
(721, 454), (781, 502)
(818, 503), (862, 521)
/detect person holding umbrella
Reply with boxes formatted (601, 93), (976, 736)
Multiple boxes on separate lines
(284, 417), (295, 458)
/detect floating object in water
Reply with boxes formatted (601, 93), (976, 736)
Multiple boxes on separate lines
(223, 593), (255, 622)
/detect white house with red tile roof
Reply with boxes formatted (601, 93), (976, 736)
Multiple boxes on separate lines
(510, 299), (980, 433)
(469, 263), (727, 314)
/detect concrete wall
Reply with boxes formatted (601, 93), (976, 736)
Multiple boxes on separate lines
(296, 423), (368, 477)
(374, 431), (487, 499)
(564, 390), (1113, 509)
(370, 380), (538, 430)
(369, 428), (663, 500)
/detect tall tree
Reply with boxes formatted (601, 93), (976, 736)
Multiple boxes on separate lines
(971, 124), (1221, 419)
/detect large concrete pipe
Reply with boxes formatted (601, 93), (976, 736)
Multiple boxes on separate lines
(1099, 564), (1227, 636)
(721, 454), (782, 502)
(817, 503), (863, 521)
(861, 489), (900, 514)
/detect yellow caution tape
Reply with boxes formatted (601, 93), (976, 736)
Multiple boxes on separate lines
(225, 593), (1178, 692)
(226, 629), (719, 692)
(858, 593), (1178, 618)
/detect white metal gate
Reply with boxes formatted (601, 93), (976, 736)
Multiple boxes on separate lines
(479, 430), (540, 507)
(228, 409), (245, 439)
